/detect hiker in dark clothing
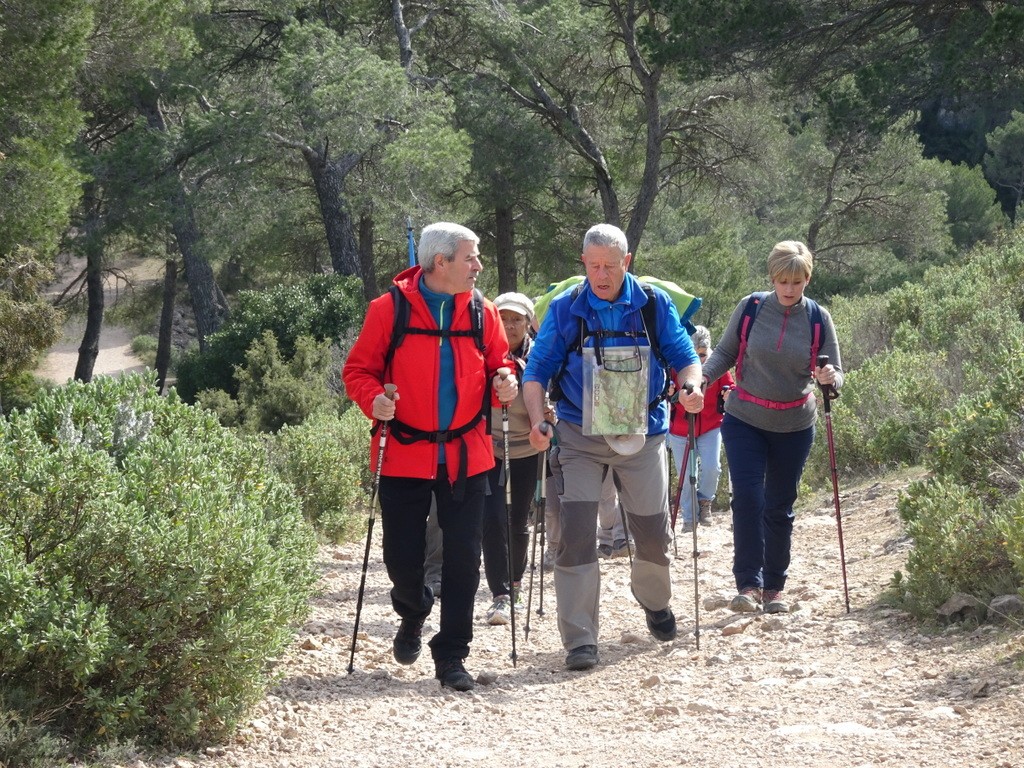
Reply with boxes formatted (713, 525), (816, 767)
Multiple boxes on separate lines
(343, 222), (518, 692)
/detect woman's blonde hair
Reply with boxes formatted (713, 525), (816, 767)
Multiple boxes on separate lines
(767, 241), (813, 282)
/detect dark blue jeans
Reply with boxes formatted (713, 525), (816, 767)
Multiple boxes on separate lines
(378, 466), (486, 664)
(721, 413), (814, 593)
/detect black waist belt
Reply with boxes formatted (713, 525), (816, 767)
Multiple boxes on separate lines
(375, 415), (483, 501)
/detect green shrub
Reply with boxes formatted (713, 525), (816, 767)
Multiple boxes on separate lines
(130, 334), (158, 367)
(895, 477), (1018, 620)
(802, 349), (953, 487)
(0, 373), (318, 749)
(997, 494), (1024, 598)
(0, 371), (52, 416)
(926, 394), (1019, 503)
(827, 292), (891, 372)
(175, 274), (365, 402)
(197, 332), (341, 433)
(269, 406), (373, 542)
(0, 693), (69, 767)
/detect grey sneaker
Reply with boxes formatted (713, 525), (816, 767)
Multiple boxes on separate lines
(597, 543), (613, 559)
(680, 520), (694, 533)
(762, 589), (789, 614)
(611, 539), (631, 558)
(729, 587), (762, 613)
(486, 595), (512, 626)
(698, 499), (713, 526)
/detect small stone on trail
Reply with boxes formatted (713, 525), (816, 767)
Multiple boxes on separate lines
(620, 631), (644, 644)
(300, 637), (323, 651)
(703, 594), (730, 610)
(970, 680), (992, 698)
(477, 670), (499, 685)
(722, 618), (753, 636)
(641, 674), (663, 688)
(685, 700), (717, 714)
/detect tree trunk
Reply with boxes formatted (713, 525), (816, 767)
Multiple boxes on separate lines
(305, 149), (361, 277)
(624, 80), (663, 266)
(357, 212), (378, 301)
(74, 182), (104, 383)
(136, 86), (228, 350)
(495, 205), (517, 292)
(155, 253), (177, 394)
(168, 185), (228, 349)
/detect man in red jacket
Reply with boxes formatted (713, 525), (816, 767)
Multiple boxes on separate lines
(343, 222), (517, 692)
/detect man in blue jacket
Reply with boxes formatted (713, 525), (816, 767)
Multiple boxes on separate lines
(524, 223), (704, 671)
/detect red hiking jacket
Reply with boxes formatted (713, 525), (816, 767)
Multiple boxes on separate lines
(343, 266), (513, 483)
(669, 370), (736, 439)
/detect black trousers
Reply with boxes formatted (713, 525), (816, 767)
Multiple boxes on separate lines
(378, 466), (486, 664)
(481, 455), (539, 598)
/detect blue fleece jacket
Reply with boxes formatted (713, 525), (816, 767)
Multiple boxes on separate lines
(524, 274), (699, 435)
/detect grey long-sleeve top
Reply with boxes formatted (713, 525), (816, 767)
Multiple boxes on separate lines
(701, 292), (843, 433)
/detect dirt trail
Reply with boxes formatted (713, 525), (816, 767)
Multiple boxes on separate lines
(36, 255), (160, 384)
(163, 472), (1023, 768)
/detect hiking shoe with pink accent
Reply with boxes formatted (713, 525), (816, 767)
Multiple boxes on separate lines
(729, 587), (762, 613)
(762, 589), (789, 614)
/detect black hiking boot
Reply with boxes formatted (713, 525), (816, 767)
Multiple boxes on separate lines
(435, 658), (475, 691)
(644, 606), (677, 642)
(393, 615), (426, 665)
(565, 644), (599, 671)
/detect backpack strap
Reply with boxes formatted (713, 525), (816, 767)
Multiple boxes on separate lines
(384, 285), (486, 375)
(805, 298), (823, 372)
(380, 285), (492, 442)
(735, 291), (769, 383)
(550, 282), (670, 411)
(734, 291), (825, 406)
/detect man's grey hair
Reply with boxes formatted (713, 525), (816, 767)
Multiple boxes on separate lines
(418, 222), (479, 272)
(582, 223), (628, 256)
(690, 325), (711, 351)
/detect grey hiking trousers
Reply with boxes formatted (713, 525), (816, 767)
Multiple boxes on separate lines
(552, 421), (673, 650)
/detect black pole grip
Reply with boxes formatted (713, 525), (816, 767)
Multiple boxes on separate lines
(816, 355), (838, 403)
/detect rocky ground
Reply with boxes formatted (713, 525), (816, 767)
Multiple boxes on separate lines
(34, 267), (1020, 768)
(143, 471), (1023, 768)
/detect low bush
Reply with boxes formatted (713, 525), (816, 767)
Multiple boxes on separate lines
(0, 371), (52, 416)
(130, 334), (158, 367)
(175, 274), (364, 403)
(269, 405), (373, 542)
(895, 478), (1018, 620)
(0, 373), (318, 750)
(197, 332), (341, 433)
(827, 232), (1024, 620)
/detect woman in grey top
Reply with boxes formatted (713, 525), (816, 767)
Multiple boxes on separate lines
(700, 241), (843, 614)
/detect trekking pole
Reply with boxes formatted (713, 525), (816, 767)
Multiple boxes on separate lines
(497, 367), (518, 667)
(817, 354), (850, 614)
(347, 383), (398, 674)
(684, 383), (701, 650)
(667, 447), (679, 558)
(670, 440), (690, 557)
(524, 465), (542, 643)
(526, 421), (552, 628)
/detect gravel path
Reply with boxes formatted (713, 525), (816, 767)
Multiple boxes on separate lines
(166, 472), (1023, 768)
